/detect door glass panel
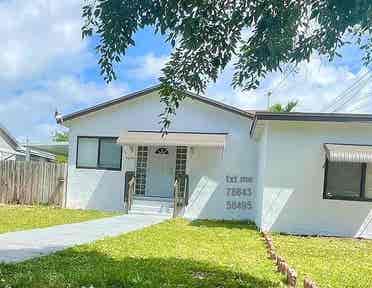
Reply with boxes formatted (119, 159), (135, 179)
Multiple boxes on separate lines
(146, 146), (176, 198)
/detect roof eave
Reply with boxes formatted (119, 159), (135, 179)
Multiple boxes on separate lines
(57, 85), (255, 124)
(0, 124), (21, 150)
(181, 90), (255, 119)
(58, 85), (162, 124)
(249, 112), (372, 137)
(254, 112), (372, 122)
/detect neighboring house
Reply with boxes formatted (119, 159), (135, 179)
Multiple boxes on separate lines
(57, 85), (372, 239)
(0, 123), (56, 162)
(24, 142), (68, 157)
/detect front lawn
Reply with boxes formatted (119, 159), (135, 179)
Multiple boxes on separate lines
(272, 234), (372, 288)
(0, 204), (119, 234)
(0, 219), (285, 287)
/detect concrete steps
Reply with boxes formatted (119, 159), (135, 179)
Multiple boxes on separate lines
(129, 197), (173, 216)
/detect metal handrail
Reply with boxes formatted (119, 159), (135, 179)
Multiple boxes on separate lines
(173, 179), (179, 218)
(183, 174), (189, 205)
(173, 174), (189, 218)
(128, 176), (136, 211)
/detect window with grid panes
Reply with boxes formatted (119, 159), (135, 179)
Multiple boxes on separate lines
(175, 146), (187, 195)
(135, 146), (148, 195)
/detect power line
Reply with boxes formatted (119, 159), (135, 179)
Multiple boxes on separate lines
(264, 65), (297, 109)
(321, 72), (369, 112)
(320, 71), (371, 112)
(345, 87), (372, 113)
(270, 65), (297, 95)
(329, 74), (371, 112)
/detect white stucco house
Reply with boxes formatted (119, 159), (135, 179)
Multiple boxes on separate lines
(57, 85), (372, 239)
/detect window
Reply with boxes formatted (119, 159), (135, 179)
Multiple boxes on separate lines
(175, 146), (188, 195)
(99, 138), (122, 169)
(135, 146), (148, 195)
(155, 147), (169, 155)
(76, 137), (122, 170)
(323, 160), (372, 201)
(76, 137), (98, 168)
(175, 146), (187, 177)
(364, 165), (372, 199)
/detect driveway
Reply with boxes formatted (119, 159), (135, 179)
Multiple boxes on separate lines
(0, 213), (168, 263)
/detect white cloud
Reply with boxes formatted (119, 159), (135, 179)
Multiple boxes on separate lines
(0, 76), (127, 142)
(207, 54), (366, 113)
(0, 0), (91, 85)
(0, 0), (128, 142)
(126, 53), (169, 80)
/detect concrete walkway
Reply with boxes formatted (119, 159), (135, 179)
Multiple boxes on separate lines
(0, 213), (168, 264)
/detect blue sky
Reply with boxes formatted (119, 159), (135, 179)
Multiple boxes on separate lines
(84, 27), (172, 88)
(0, 0), (370, 143)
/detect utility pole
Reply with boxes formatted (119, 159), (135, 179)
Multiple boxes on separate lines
(267, 91), (272, 111)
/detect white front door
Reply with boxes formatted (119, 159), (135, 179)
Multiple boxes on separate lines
(146, 146), (176, 198)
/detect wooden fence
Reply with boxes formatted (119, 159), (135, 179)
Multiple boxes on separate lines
(0, 161), (67, 206)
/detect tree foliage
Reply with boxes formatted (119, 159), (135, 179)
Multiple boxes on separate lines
(269, 100), (298, 112)
(81, 0), (372, 130)
(52, 131), (68, 163)
(53, 131), (68, 142)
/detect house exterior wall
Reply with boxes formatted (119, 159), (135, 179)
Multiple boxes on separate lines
(65, 91), (257, 220)
(258, 121), (372, 238)
(254, 123), (268, 227)
(0, 131), (17, 160)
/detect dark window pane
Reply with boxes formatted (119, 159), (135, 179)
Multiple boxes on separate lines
(326, 162), (361, 199)
(365, 164), (372, 199)
(77, 138), (98, 168)
(99, 138), (121, 169)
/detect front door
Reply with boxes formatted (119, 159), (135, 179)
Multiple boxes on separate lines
(146, 146), (176, 198)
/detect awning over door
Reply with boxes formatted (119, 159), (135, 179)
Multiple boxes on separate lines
(324, 143), (372, 163)
(118, 131), (227, 147)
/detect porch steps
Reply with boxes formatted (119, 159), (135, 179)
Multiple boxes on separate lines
(129, 197), (173, 216)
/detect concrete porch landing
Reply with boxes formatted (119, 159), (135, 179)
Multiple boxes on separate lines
(130, 196), (174, 216)
(0, 213), (169, 264)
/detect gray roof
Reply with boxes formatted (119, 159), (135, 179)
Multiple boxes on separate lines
(55, 85), (372, 135)
(250, 111), (372, 136)
(0, 122), (21, 150)
(253, 111), (372, 122)
(23, 142), (68, 156)
(57, 85), (254, 123)
(17, 147), (56, 160)
(0, 122), (56, 160)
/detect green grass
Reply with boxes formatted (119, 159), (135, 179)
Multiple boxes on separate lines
(0, 219), (285, 287)
(272, 234), (372, 288)
(0, 204), (119, 234)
